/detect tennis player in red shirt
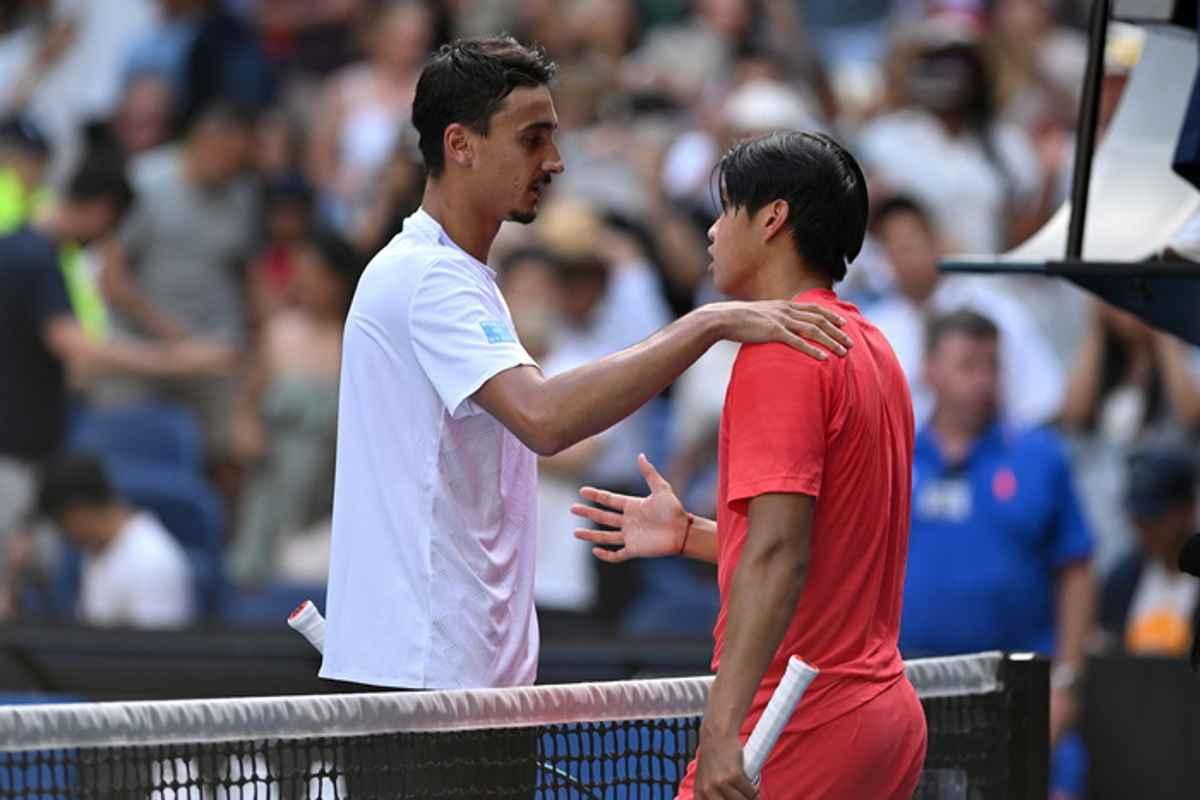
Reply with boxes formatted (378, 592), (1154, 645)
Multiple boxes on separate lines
(573, 131), (926, 799)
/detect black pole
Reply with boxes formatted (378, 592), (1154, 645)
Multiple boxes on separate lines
(1066, 0), (1113, 259)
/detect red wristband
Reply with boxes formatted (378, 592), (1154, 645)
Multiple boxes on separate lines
(678, 513), (695, 556)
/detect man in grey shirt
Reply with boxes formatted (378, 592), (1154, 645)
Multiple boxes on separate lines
(96, 101), (258, 456)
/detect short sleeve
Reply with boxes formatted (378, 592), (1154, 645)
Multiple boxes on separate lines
(724, 343), (831, 511)
(409, 261), (537, 416)
(1046, 437), (1095, 569)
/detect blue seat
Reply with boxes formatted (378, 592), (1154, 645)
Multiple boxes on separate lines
(105, 461), (224, 557)
(69, 403), (204, 473)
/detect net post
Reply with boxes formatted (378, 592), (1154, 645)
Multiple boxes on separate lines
(1002, 652), (1049, 800)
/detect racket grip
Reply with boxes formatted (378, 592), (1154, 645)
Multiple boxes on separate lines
(743, 657), (819, 784)
(287, 600), (327, 654)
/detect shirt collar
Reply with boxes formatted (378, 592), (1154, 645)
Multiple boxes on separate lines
(916, 419), (1008, 472)
(407, 207), (497, 279)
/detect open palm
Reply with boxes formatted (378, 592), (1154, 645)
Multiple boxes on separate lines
(571, 454), (689, 563)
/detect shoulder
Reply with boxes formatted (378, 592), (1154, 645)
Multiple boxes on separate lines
(732, 342), (831, 386)
(125, 514), (188, 565)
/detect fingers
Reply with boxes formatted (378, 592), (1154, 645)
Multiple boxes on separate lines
(784, 310), (850, 356)
(796, 302), (846, 328)
(590, 546), (629, 563)
(575, 528), (620, 545)
(570, 503), (625, 528)
(578, 486), (632, 512)
(637, 453), (670, 492)
(573, 528), (625, 547)
(781, 331), (826, 360)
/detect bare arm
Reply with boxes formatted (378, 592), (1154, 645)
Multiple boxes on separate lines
(695, 493), (813, 799)
(99, 240), (187, 340)
(43, 315), (233, 380)
(306, 77), (347, 196)
(1154, 332), (1200, 431)
(1059, 319), (1105, 431)
(474, 302), (851, 456)
(1050, 561), (1095, 746)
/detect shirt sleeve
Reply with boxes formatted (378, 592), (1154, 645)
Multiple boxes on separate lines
(1046, 435), (1095, 569)
(32, 250), (73, 327)
(724, 343), (832, 511)
(409, 260), (537, 416)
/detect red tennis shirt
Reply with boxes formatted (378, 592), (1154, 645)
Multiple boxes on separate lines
(712, 288), (916, 735)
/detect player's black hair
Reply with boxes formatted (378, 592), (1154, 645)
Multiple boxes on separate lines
(925, 309), (999, 353)
(412, 36), (557, 177)
(38, 455), (117, 519)
(65, 158), (134, 217)
(714, 131), (868, 283)
(870, 194), (935, 234)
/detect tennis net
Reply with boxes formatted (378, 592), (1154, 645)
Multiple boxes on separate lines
(0, 651), (1045, 799)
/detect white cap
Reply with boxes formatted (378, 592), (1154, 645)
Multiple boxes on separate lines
(723, 80), (819, 134)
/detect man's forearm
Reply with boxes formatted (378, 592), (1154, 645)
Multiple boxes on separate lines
(681, 515), (718, 564)
(704, 538), (808, 737)
(539, 308), (724, 451)
(1056, 561), (1094, 671)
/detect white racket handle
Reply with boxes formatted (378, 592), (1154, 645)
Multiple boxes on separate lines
(287, 600), (327, 654)
(743, 657), (819, 784)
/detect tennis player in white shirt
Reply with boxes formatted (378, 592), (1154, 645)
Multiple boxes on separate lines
(320, 36), (853, 692)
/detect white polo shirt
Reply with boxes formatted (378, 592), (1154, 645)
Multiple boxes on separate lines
(79, 512), (194, 629)
(320, 208), (540, 689)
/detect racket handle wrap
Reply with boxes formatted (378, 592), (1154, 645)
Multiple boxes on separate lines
(287, 600), (327, 654)
(743, 656), (819, 784)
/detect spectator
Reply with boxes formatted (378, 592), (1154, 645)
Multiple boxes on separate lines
(110, 73), (174, 158)
(245, 173), (316, 325)
(900, 310), (1094, 798)
(228, 231), (363, 586)
(0, 115), (51, 233)
(306, 0), (434, 230)
(0, 158), (228, 614)
(858, 18), (1045, 254)
(865, 195), (1065, 427)
(1061, 303), (1200, 445)
(624, 0), (755, 104)
(23, 455), (194, 628)
(96, 101), (258, 459)
(1100, 446), (1199, 657)
(125, 0), (273, 132)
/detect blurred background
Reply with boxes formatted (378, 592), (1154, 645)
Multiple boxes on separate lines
(0, 1), (1197, 797)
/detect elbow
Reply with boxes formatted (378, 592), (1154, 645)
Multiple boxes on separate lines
(746, 537), (809, 586)
(517, 404), (568, 457)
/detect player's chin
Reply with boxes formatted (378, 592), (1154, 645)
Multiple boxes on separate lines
(506, 207), (538, 225)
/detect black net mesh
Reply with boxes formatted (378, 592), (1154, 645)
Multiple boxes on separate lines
(0, 656), (1043, 800)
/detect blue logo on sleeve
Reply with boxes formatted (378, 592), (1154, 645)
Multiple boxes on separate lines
(480, 320), (517, 344)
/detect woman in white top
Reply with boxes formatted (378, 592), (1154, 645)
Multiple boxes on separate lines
(858, 19), (1046, 255)
(307, 0), (434, 231)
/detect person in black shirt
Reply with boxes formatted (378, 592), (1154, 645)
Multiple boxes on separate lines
(0, 158), (230, 617)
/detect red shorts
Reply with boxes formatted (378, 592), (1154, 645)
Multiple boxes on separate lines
(676, 676), (927, 800)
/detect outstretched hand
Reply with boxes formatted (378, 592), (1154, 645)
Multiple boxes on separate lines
(572, 454), (689, 563)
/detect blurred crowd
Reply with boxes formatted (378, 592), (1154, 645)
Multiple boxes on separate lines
(0, 0), (1199, 792)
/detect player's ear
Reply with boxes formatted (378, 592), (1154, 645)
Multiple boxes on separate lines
(761, 199), (790, 243)
(444, 123), (474, 169)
